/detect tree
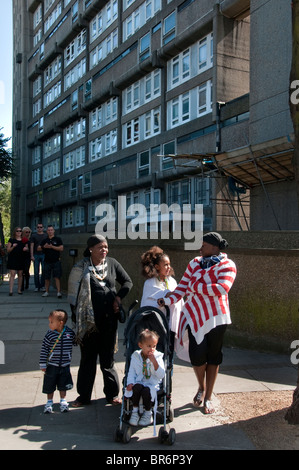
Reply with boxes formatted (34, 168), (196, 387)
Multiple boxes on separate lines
(0, 131), (13, 247)
(285, 0), (299, 425)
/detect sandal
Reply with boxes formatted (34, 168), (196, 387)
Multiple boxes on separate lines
(71, 399), (89, 408)
(204, 400), (215, 414)
(107, 397), (122, 405)
(193, 390), (204, 408)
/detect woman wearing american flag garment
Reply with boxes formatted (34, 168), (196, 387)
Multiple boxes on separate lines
(158, 232), (236, 415)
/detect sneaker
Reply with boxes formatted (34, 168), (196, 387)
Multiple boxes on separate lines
(44, 402), (53, 414)
(138, 410), (152, 426)
(42, 292), (49, 297)
(40, 287), (46, 292)
(34, 288), (39, 292)
(129, 411), (140, 426)
(57, 292), (62, 298)
(60, 401), (69, 413)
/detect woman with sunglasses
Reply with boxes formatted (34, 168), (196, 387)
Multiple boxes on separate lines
(7, 227), (29, 295)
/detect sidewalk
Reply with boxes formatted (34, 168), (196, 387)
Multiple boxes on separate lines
(0, 277), (296, 451)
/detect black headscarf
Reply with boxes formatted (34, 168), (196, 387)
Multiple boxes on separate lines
(203, 232), (228, 250)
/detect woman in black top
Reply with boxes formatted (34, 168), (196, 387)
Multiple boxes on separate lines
(7, 227), (29, 295)
(68, 235), (132, 406)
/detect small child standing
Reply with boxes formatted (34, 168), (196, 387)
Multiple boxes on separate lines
(40, 309), (76, 413)
(126, 329), (165, 427)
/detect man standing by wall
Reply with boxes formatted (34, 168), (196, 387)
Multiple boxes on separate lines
(30, 223), (47, 292)
(40, 225), (64, 298)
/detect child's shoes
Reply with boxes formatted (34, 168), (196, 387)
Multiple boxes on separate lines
(44, 401), (53, 414)
(138, 410), (152, 426)
(129, 410), (139, 426)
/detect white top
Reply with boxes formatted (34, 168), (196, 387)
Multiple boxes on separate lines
(140, 276), (184, 333)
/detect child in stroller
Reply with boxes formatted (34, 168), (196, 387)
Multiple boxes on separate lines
(115, 306), (176, 444)
(125, 329), (165, 426)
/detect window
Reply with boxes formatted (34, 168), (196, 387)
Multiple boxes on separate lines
(198, 80), (212, 116)
(169, 49), (190, 88)
(138, 150), (150, 177)
(140, 32), (150, 61)
(64, 58), (86, 91)
(32, 146), (41, 164)
(168, 92), (190, 128)
(123, 0), (161, 42)
(195, 177), (210, 205)
(199, 33), (213, 72)
(70, 177), (77, 197)
(90, 98), (118, 133)
(123, 70), (161, 115)
(44, 57), (62, 87)
(83, 172), (91, 193)
(43, 158), (60, 182)
(32, 168), (41, 187)
(163, 11), (175, 45)
(162, 141), (175, 170)
(90, 29), (118, 68)
(64, 118), (86, 147)
(65, 30), (87, 67)
(167, 179), (190, 207)
(63, 146), (85, 173)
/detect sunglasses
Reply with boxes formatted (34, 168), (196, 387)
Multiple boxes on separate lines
(16, 230), (22, 232)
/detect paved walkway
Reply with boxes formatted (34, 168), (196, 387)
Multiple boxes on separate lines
(0, 277), (296, 451)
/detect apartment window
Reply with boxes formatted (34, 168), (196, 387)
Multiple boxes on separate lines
(32, 146), (41, 164)
(83, 172), (91, 193)
(163, 11), (175, 45)
(105, 129), (117, 155)
(168, 92), (190, 128)
(90, 137), (102, 161)
(169, 49), (190, 88)
(199, 33), (213, 71)
(64, 58), (86, 90)
(90, 97), (117, 133)
(123, 0), (161, 42)
(43, 158), (60, 182)
(138, 150), (150, 177)
(162, 141), (175, 170)
(64, 118), (86, 147)
(195, 177), (210, 205)
(63, 146), (86, 173)
(33, 98), (42, 117)
(145, 107), (160, 138)
(123, 70), (161, 115)
(32, 168), (41, 187)
(90, 29), (118, 68)
(65, 29), (87, 67)
(44, 57), (62, 86)
(140, 32), (150, 62)
(44, 134), (61, 159)
(33, 5), (42, 29)
(198, 80), (212, 116)
(44, 81), (61, 108)
(125, 118), (140, 146)
(33, 29), (42, 47)
(70, 177), (77, 197)
(44, 2), (62, 33)
(167, 179), (190, 207)
(90, 0), (118, 42)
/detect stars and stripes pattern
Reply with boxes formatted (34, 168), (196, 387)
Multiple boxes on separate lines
(166, 254), (237, 347)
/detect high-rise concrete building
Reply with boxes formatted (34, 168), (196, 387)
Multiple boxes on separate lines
(11, 0), (296, 237)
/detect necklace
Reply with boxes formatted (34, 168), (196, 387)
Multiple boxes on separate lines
(142, 355), (151, 379)
(158, 276), (169, 290)
(90, 258), (107, 281)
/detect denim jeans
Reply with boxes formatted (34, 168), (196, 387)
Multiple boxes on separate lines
(33, 253), (45, 289)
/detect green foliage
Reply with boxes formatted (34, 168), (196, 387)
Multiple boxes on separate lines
(0, 131), (14, 184)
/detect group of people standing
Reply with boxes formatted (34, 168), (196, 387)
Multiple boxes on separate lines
(6, 223), (63, 298)
(59, 232), (236, 417)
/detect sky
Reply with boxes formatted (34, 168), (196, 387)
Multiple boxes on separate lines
(0, 0), (13, 147)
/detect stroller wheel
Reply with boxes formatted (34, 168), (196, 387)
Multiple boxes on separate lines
(167, 428), (176, 446)
(114, 425), (123, 443)
(122, 424), (132, 444)
(158, 426), (168, 444)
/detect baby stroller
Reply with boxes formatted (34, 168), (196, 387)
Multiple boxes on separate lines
(114, 306), (176, 445)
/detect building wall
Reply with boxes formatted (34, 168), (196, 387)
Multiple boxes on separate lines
(59, 230), (299, 354)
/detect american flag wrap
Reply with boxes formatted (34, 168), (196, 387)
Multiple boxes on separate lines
(164, 254), (237, 347)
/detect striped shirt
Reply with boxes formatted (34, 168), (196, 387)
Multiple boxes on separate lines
(164, 253), (236, 346)
(39, 325), (76, 369)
